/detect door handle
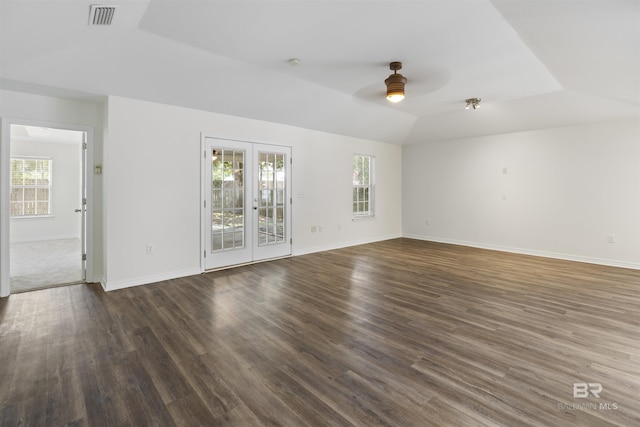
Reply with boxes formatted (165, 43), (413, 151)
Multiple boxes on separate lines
(75, 209), (82, 212)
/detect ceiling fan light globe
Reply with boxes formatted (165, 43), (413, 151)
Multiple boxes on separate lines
(387, 93), (405, 103)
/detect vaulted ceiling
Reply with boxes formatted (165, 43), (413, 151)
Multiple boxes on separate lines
(1, 0), (638, 144)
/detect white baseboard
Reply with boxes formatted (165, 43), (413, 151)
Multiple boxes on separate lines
(102, 268), (202, 292)
(98, 236), (403, 292)
(293, 233), (402, 256)
(95, 233), (638, 293)
(89, 276), (105, 289)
(403, 234), (640, 270)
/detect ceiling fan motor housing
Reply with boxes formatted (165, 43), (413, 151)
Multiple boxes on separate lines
(385, 73), (407, 93)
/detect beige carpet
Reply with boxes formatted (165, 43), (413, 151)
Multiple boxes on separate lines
(10, 238), (84, 293)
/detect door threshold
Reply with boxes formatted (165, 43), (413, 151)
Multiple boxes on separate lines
(10, 280), (87, 294)
(204, 254), (292, 273)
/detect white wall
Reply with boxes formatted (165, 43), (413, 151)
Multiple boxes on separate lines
(103, 96), (402, 290)
(3, 89), (637, 296)
(9, 140), (81, 242)
(0, 90), (104, 283)
(402, 119), (640, 268)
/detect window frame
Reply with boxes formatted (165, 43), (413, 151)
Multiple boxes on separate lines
(352, 154), (375, 219)
(10, 156), (53, 218)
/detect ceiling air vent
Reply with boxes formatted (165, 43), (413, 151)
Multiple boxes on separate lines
(89, 5), (118, 25)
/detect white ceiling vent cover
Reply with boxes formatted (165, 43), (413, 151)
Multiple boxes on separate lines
(89, 5), (118, 25)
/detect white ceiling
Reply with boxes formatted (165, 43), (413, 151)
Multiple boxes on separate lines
(1, 0), (638, 145)
(10, 125), (84, 145)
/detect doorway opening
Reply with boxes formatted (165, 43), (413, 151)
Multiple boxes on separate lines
(8, 124), (87, 293)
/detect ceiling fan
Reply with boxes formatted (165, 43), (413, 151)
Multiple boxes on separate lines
(352, 62), (451, 107)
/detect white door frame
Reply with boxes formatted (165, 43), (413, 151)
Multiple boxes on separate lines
(0, 118), (94, 297)
(200, 135), (292, 272)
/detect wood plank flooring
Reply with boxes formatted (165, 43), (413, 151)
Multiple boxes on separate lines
(1, 238), (639, 426)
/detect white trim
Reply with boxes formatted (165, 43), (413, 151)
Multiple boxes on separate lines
(10, 215), (56, 220)
(352, 215), (377, 221)
(352, 153), (375, 218)
(293, 233), (402, 256)
(9, 156), (53, 217)
(101, 268), (201, 292)
(201, 135), (293, 271)
(0, 118), (95, 297)
(200, 133), (206, 273)
(10, 235), (80, 244)
(0, 120), (10, 297)
(403, 234), (640, 271)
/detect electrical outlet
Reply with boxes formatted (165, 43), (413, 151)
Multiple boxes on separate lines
(146, 244), (153, 254)
(425, 219), (430, 226)
(607, 235), (615, 243)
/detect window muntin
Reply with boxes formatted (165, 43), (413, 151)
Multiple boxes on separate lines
(258, 151), (286, 246)
(10, 157), (52, 217)
(352, 154), (374, 218)
(211, 148), (245, 251)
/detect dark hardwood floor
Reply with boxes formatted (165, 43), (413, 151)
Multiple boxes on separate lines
(1, 238), (639, 426)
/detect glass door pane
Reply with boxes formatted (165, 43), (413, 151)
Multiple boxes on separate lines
(253, 144), (291, 262)
(211, 148), (245, 252)
(204, 138), (253, 270)
(257, 151), (286, 246)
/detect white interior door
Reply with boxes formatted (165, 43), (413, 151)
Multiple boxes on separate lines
(203, 138), (291, 270)
(80, 132), (88, 278)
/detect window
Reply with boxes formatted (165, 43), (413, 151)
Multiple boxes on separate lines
(352, 154), (374, 218)
(10, 157), (52, 217)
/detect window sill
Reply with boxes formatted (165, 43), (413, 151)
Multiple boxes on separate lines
(11, 215), (55, 220)
(352, 215), (376, 222)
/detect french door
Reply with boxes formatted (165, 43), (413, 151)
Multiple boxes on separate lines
(202, 137), (291, 270)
